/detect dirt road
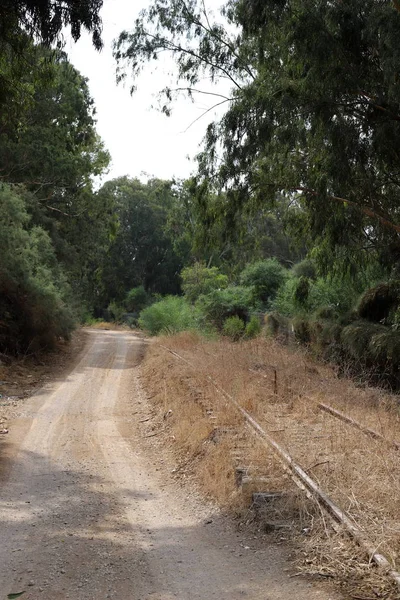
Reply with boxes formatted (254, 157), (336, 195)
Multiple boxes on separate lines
(0, 330), (339, 600)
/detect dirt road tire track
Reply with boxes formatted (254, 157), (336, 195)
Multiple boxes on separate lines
(0, 330), (340, 599)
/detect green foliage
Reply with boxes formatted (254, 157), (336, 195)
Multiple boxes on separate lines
(138, 296), (200, 336)
(240, 259), (288, 307)
(0, 41), (114, 353)
(181, 263), (228, 303)
(273, 276), (358, 318)
(97, 177), (186, 307)
(0, 43), (112, 315)
(0, 1), (103, 50)
(107, 301), (125, 323)
(125, 286), (149, 313)
(265, 312), (287, 337)
(196, 286), (252, 330)
(291, 259), (317, 280)
(357, 281), (400, 324)
(292, 318), (311, 345)
(223, 316), (245, 341)
(0, 184), (74, 353)
(117, 0), (400, 276)
(245, 316), (262, 339)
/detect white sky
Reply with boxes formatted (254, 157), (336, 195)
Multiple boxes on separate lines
(65, 0), (230, 183)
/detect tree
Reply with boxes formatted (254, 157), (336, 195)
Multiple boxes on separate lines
(240, 259), (288, 307)
(0, 45), (111, 308)
(0, 0), (103, 49)
(96, 177), (187, 309)
(0, 40), (112, 349)
(115, 0), (400, 276)
(181, 262), (228, 303)
(0, 183), (74, 353)
(0, 1), (103, 131)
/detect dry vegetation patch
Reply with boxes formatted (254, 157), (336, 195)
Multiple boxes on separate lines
(140, 332), (400, 598)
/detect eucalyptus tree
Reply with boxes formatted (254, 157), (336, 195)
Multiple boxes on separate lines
(115, 0), (400, 275)
(96, 177), (186, 309)
(0, 0), (103, 48)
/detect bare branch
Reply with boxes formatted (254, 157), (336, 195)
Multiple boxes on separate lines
(173, 87), (232, 101)
(141, 29), (243, 90)
(183, 98), (231, 132)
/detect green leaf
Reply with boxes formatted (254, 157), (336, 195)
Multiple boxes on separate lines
(8, 593), (26, 599)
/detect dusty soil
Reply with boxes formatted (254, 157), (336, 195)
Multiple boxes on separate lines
(0, 329), (341, 600)
(0, 330), (87, 439)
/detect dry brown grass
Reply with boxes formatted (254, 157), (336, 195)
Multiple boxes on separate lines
(140, 331), (400, 598)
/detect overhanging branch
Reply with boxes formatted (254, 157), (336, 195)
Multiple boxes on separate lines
(293, 187), (400, 235)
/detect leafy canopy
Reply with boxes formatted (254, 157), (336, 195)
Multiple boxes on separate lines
(115, 0), (400, 277)
(181, 262), (228, 303)
(0, 0), (103, 48)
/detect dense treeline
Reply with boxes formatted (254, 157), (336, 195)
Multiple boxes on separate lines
(114, 0), (400, 388)
(3, 0), (400, 389)
(0, 0), (108, 353)
(116, 0), (400, 277)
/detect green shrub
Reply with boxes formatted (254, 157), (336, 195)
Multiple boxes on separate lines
(223, 316), (245, 341)
(196, 285), (252, 329)
(240, 259), (288, 307)
(273, 275), (358, 317)
(340, 320), (384, 361)
(357, 281), (400, 324)
(125, 285), (149, 312)
(245, 315), (262, 339)
(138, 296), (199, 335)
(313, 306), (340, 321)
(292, 317), (311, 343)
(181, 262), (228, 303)
(107, 301), (125, 322)
(291, 259), (317, 280)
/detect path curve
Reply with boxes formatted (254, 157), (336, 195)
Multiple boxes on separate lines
(0, 330), (340, 599)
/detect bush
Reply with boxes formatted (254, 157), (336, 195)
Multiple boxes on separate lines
(107, 301), (125, 322)
(273, 275), (358, 317)
(138, 296), (199, 335)
(240, 259), (288, 307)
(313, 305), (340, 321)
(124, 285), (149, 312)
(340, 320), (384, 362)
(181, 262), (228, 303)
(291, 259), (317, 280)
(357, 281), (400, 324)
(292, 317), (311, 344)
(223, 316), (245, 341)
(196, 285), (253, 329)
(245, 315), (262, 339)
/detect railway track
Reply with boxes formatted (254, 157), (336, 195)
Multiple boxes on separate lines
(159, 343), (400, 590)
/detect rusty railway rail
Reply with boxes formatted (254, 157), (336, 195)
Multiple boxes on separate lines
(317, 402), (400, 450)
(160, 343), (400, 589)
(248, 365), (400, 450)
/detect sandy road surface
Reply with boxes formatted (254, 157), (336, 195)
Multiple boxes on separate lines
(0, 330), (339, 600)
